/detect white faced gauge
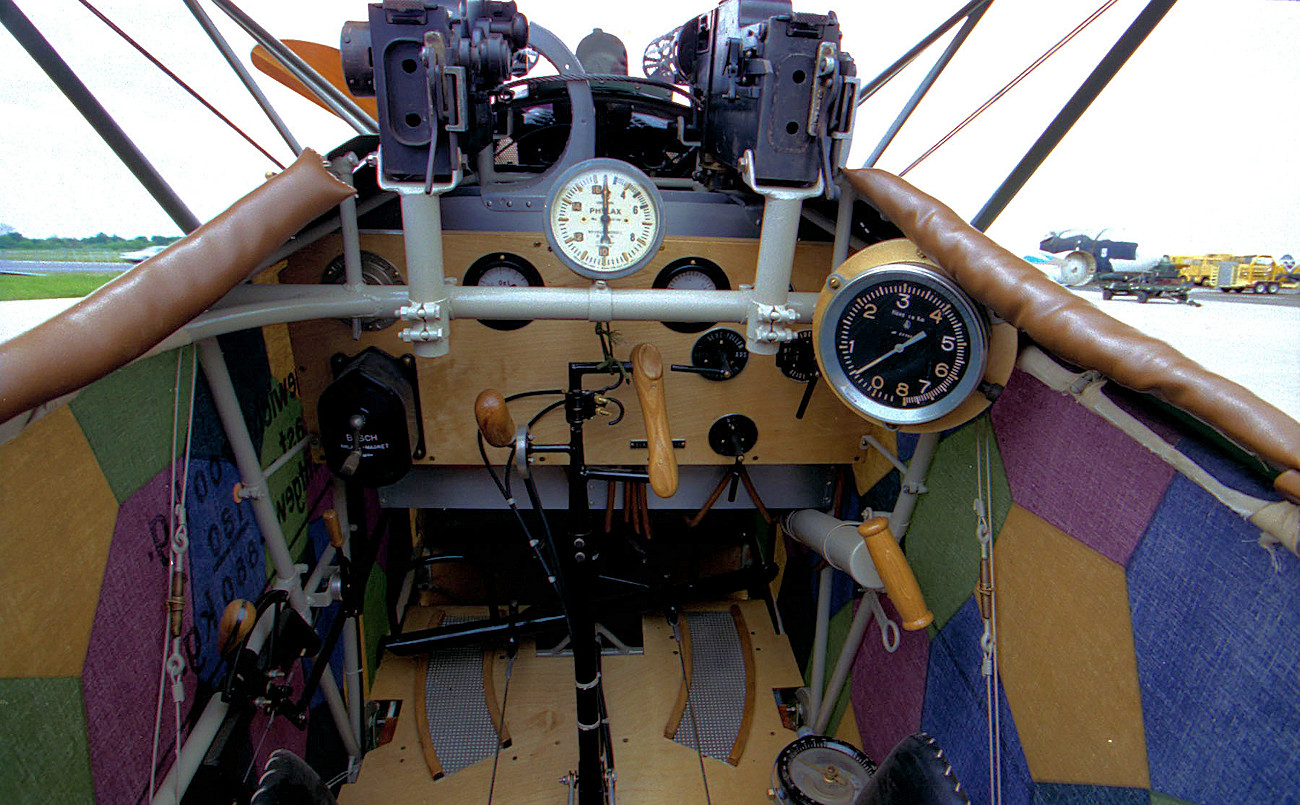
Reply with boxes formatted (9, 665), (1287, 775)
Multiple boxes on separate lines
(545, 158), (665, 280)
(815, 261), (989, 426)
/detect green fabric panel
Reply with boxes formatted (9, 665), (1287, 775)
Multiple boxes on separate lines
(259, 376), (313, 561)
(0, 678), (94, 804)
(1149, 794), (1194, 805)
(70, 349), (196, 504)
(906, 423), (1011, 633)
(802, 600), (854, 734)
(363, 561), (390, 687)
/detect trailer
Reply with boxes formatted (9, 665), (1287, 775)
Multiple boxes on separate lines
(1099, 267), (1197, 304)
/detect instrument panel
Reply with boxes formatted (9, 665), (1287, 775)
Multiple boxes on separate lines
(280, 231), (880, 468)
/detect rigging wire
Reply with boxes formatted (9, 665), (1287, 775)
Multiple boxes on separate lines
(899, 0), (1120, 177)
(149, 345), (198, 800)
(76, 0), (286, 169)
(974, 415), (1002, 805)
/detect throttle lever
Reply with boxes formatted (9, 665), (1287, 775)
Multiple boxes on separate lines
(474, 388), (516, 448)
(858, 517), (933, 631)
(630, 343), (678, 498)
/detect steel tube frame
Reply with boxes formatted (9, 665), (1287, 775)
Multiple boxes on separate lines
(0, 0), (200, 233)
(148, 285), (822, 352)
(971, 0), (1179, 231)
(855, 0), (995, 107)
(864, 3), (991, 169)
(208, 0), (378, 134)
(182, 0), (301, 156)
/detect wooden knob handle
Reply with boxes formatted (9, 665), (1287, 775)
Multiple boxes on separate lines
(322, 509), (345, 549)
(858, 517), (933, 631)
(631, 343), (678, 498)
(475, 389), (516, 448)
(218, 599), (257, 659)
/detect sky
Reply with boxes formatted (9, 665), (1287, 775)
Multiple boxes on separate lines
(1, 0), (1298, 258)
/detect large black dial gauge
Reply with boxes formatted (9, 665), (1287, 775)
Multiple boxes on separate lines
(544, 158), (665, 281)
(814, 242), (989, 427)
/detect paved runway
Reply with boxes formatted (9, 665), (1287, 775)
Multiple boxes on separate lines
(0, 259), (125, 275)
(1, 285), (1296, 415)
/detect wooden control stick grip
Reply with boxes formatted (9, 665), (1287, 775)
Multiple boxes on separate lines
(858, 517), (934, 631)
(474, 389), (516, 448)
(630, 343), (678, 498)
(217, 599), (257, 659)
(322, 509), (345, 549)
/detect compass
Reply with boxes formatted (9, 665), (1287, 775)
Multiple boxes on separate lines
(773, 735), (876, 805)
(814, 242), (989, 427)
(544, 158), (665, 280)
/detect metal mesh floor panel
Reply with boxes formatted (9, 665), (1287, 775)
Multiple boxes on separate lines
(673, 611), (747, 762)
(423, 616), (501, 775)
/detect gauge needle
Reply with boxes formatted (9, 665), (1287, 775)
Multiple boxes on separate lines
(849, 331), (927, 378)
(599, 180), (612, 244)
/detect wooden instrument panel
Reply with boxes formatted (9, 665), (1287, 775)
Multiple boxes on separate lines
(280, 231), (875, 467)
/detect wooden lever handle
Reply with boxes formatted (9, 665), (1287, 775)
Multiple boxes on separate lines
(322, 509), (346, 549)
(217, 599), (257, 659)
(630, 343), (678, 498)
(858, 517), (933, 631)
(474, 388), (516, 448)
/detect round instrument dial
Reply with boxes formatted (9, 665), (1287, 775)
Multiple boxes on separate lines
(774, 735), (876, 805)
(545, 158), (665, 280)
(653, 257), (730, 334)
(464, 253), (544, 331)
(816, 261), (988, 426)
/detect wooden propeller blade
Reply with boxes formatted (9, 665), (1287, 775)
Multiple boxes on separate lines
(250, 40), (377, 120)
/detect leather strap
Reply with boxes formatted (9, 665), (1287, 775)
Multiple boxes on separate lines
(0, 149), (354, 425)
(845, 168), (1300, 503)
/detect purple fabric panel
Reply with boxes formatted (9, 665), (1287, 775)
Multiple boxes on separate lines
(849, 595), (930, 764)
(83, 464), (198, 805)
(991, 369), (1174, 566)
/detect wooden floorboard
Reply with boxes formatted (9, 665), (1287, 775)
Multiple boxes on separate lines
(341, 601), (804, 804)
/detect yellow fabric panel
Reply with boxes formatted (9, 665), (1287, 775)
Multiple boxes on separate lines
(852, 424), (897, 495)
(994, 504), (1149, 788)
(261, 322), (298, 386)
(0, 407), (119, 678)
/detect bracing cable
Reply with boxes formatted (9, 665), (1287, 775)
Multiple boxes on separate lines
(76, 0), (286, 169)
(899, 0), (1120, 177)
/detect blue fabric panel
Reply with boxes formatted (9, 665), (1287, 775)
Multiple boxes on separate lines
(190, 329), (274, 459)
(922, 596), (1033, 805)
(1034, 782), (1151, 804)
(1173, 435), (1282, 502)
(1128, 475), (1300, 804)
(184, 456), (267, 684)
(897, 431), (920, 464)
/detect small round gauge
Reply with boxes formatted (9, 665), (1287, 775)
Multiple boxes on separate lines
(653, 257), (730, 334)
(776, 330), (818, 383)
(689, 328), (748, 381)
(815, 260), (989, 426)
(322, 250), (403, 331)
(464, 253), (544, 331)
(544, 158), (665, 280)
(774, 735), (876, 805)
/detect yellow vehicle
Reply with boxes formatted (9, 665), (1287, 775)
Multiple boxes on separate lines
(1173, 254), (1292, 293)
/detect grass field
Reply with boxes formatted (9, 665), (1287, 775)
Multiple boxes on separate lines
(0, 272), (119, 300)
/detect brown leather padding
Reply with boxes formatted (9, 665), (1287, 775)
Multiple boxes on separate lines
(0, 149), (354, 425)
(844, 168), (1300, 503)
